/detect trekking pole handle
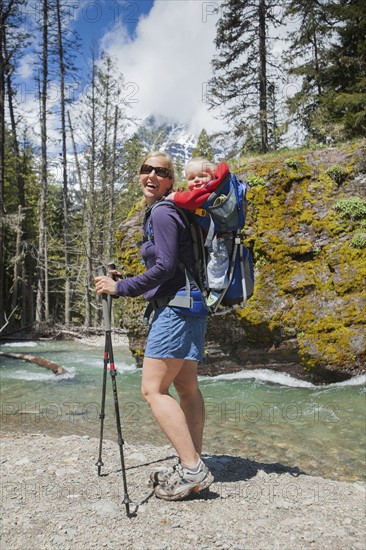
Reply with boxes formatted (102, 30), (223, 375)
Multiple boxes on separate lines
(97, 266), (107, 277)
(97, 265), (111, 332)
(107, 262), (121, 299)
(108, 262), (117, 281)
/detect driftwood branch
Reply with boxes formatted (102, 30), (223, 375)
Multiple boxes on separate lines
(0, 307), (18, 334)
(0, 352), (68, 375)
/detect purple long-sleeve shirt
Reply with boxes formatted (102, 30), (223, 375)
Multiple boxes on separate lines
(115, 201), (195, 301)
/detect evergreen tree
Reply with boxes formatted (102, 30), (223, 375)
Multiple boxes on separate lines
(174, 158), (184, 185)
(267, 81), (286, 150)
(283, 0), (335, 142)
(323, 0), (366, 139)
(207, 0), (283, 153)
(284, 0), (365, 142)
(117, 132), (147, 220)
(191, 129), (215, 160)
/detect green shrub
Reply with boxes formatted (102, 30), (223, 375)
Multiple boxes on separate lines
(351, 230), (366, 249)
(326, 164), (348, 185)
(247, 175), (266, 187)
(333, 197), (366, 220)
(284, 157), (298, 169)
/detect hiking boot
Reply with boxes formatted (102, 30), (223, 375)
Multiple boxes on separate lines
(149, 463), (177, 487)
(154, 460), (214, 501)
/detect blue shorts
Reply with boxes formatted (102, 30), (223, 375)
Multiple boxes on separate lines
(144, 306), (207, 362)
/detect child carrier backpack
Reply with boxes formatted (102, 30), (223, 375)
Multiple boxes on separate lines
(193, 171), (254, 313)
(145, 171), (254, 316)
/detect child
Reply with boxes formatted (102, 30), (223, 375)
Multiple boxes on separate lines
(166, 158), (231, 306)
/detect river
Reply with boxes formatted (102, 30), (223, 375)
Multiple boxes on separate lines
(1, 338), (365, 483)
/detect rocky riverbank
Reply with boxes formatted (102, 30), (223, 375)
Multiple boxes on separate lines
(1, 433), (365, 549)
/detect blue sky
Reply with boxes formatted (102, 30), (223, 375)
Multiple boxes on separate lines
(73, 1), (154, 52)
(15, 0), (225, 139)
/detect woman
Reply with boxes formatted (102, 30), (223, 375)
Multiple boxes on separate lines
(95, 151), (213, 501)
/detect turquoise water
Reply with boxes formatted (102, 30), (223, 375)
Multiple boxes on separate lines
(1, 339), (365, 482)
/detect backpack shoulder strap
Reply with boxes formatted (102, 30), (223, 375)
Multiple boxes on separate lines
(146, 200), (207, 294)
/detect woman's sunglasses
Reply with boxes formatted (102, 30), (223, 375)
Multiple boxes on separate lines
(140, 164), (171, 178)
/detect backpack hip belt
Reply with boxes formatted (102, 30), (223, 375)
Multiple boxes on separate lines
(143, 290), (206, 325)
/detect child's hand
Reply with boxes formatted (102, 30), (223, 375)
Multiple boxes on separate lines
(165, 192), (176, 201)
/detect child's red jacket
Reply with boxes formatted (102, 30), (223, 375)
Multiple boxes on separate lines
(173, 162), (230, 210)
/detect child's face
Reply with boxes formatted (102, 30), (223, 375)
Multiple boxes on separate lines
(185, 161), (215, 190)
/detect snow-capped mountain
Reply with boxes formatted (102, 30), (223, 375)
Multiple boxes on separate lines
(137, 116), (196, 164)
(137, 115), (224, 164)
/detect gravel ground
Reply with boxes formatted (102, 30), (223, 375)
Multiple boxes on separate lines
(1, 433), (365, 550)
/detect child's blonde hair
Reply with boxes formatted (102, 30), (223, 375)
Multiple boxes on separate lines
(185, 157), (216, 174)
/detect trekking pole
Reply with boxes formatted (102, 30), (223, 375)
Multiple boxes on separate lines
(96, 264), (116, 476)
(96, 265), (131, 517)
(95, 305), (109, 476)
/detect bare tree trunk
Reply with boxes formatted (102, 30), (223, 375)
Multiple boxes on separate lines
(4, 37), (24, 206)
(312, 24), (322, 96)
(106, 105), (118, 262)
(67, 111), (85, 192)
(68, 111), (86, 323)
(4, 37), (32, 328)
(0, 1), (8, 328)
(21, 143), (34, 328)
(56, 0), (70, 325)
(85, 58), (97, 328)
(11, 205), (22, 313)
(45, 226), (49, 319)
(21, 240), (32, 328)
(67, 111), (83, 192)
(99, 56), (111, 263)
(258, 0), (268, 154)
(36, 0), (49, 326)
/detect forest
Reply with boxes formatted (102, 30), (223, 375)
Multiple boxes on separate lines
(1, 0), (365, 336)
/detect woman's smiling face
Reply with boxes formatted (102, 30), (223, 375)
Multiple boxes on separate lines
(139, 155), (173, 205)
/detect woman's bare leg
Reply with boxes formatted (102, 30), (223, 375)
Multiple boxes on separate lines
(141, 357), (201, 468)
(173, 364), (204, 455)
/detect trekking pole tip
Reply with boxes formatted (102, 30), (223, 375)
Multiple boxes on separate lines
(124, 500), (132, 517)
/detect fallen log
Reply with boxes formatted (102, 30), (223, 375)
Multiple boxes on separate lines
(0, 352), (68, 375)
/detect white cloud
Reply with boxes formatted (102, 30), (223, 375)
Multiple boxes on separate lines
(17, 52), (37, 80)
(100, 0), (224, 135)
